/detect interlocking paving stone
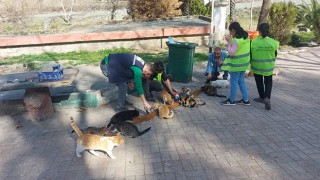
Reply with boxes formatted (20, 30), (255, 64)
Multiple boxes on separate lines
(1, 47), (320, 179)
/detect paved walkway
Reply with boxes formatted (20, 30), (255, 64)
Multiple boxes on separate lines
(0, 47), (320, 180)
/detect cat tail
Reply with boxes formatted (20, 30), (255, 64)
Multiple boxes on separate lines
(70, 117), (83, 137)
(137, 127), (151, 137)
(216, 94), (227, 98)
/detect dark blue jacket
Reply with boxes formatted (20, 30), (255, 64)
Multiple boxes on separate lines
(107, 53), (145, 83)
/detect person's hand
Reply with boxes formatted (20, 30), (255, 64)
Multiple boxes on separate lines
(144, 102), (152, 113)
(128, 81), (134, 90)
(218, 60), (223, 65)
(225, 35), (232, 44)
(171, 91), (179, 97)
(207, 73), (212, 79)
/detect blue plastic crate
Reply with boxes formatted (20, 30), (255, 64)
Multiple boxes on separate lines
(38, 69), (64, 82)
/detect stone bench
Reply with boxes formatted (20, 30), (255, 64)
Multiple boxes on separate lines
(0, 67), (79, 121)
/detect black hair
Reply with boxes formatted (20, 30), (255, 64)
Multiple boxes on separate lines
(153, 61), (164, 72)
(258, 23), (270, 38)
(214, 47), (221, 51)
(228, 22), (249, 39)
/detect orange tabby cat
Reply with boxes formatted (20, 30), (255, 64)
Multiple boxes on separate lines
(70, 117), (124, 159)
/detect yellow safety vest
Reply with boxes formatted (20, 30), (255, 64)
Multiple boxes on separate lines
(153, 72), (162, 82)
(251, 36), (279, 76)
(222, 38), (250, 72)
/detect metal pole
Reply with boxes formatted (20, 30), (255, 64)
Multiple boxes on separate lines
(209, 0), (215, 53)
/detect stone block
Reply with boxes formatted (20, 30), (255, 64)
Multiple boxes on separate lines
(23, 87), (54, 121)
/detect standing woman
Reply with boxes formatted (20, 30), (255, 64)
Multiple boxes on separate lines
(221, 22), (251, 106)
(251, 23), (279, 110)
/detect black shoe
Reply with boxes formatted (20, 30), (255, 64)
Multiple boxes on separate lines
(253, 98), (264, 104)
(220, 98), (236, 106)
(264, 97), (271, 110)
(236, 99), (251, 106)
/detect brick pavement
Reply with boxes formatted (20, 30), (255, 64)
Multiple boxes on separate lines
(0, 47), (320, 180)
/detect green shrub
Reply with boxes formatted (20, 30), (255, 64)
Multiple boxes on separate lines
(268, 2), (298, 45)
(290, 32), (316, 46)
(179, 0), (210, 16)
(190, 0), (210, 16)
(296, 0), (320, 43)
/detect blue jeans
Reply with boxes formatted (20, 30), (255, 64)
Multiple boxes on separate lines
(229, 71), (249, 102)
(116, 82), (127, 110)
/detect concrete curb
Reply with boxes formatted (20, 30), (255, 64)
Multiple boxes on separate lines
(52, 87), (118, 109)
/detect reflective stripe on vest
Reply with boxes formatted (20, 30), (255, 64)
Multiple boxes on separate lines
(222, 38), (250, 72)
(251, 36), (279, 76)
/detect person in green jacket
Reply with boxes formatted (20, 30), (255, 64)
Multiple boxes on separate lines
(251, 23), (279, 110)
(100, 53), (153, 112)
(142, 61), (178, 102)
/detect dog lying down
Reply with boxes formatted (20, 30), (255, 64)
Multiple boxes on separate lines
(210, 80), (229, 88)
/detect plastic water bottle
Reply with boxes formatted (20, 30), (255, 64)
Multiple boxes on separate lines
(168, 36), (175, 44)
(145, 106), (151, 113)
(175, 94), (180, 100)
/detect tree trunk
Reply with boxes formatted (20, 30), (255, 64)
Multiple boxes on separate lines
(257, 0), (272, 30)
(181, 0), (190, 16)
(230, 0), (236, 22)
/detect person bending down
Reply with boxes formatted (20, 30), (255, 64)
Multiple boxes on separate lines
(100, 53), (152, 112)
(142, 61), (178, 102)
(205, 47), (229, 83)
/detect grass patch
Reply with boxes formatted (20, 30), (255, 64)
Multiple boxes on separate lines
(1, 48), (208, 70)
(290, 32), (316, 47)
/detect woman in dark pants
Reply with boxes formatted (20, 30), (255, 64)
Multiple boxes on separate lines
(251, 23), (279, 110)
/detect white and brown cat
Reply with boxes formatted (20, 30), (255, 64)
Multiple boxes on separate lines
(153, 103), (174, 119)
(70, 117), (124, 159)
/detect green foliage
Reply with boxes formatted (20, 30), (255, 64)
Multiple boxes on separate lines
(290, 32), (316, 46)
(179, 0), (211, 16)
(189, 0), (210, 16)
(1, 48), (208, 70)
(193, 52), (208, 62)
(296, 0), (320, 43)
(1, 48), (133, 70)
(268, 2), (298, 45)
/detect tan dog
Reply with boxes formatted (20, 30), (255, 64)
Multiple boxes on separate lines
(160, 90), (174, 105)
(153, 103), (174, 119)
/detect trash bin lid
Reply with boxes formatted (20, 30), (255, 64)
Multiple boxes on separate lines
(166, 41), (198, 48)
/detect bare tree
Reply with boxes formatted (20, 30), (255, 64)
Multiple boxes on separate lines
(257, 0), (272, 29)
(181, 0), (190, 16)
(230, 0), (235, 22)
(60, 0), (75, 23)
(104, 0), (121, 20)
(249, 0), (254, 29)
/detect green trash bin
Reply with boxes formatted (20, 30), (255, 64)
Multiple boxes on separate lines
(166, 41), (198, 83)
